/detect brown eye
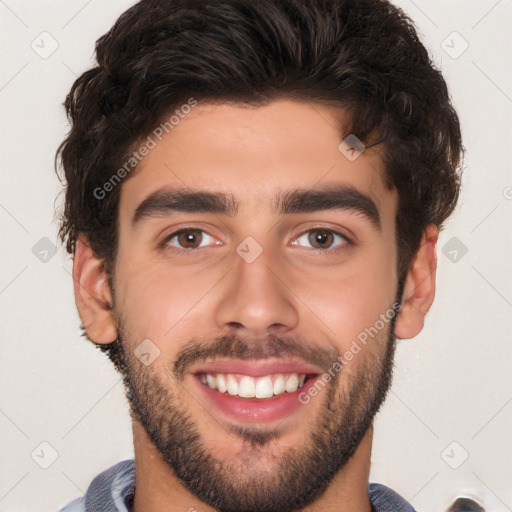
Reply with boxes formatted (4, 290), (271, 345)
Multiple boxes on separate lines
(176, 230), (203, 249)
(308, 229), (334, 249)
(292, 228), (350, 252)
(164, 229), (218, 252)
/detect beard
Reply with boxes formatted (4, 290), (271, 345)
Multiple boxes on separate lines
(112, 303), (399, 512)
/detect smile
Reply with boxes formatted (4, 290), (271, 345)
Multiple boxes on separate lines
(191, 359), (323, 423)
(198, 372), (311, 399)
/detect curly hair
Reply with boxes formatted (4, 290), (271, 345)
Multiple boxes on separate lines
(55, 0), (463, 352)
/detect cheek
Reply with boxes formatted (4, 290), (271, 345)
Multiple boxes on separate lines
(307, 242), (398, 351)
(114, 256), (223, 350)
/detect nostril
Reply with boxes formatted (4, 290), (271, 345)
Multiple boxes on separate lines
(227, 322), (244, 329)
(448, 497), (485, 512)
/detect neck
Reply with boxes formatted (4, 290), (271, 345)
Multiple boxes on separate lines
(131, 421), (374, 512)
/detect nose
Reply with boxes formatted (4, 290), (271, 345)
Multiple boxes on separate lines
(213, 246), (300, 340)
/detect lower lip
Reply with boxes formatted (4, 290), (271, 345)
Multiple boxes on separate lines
(193, 375), (320, 424)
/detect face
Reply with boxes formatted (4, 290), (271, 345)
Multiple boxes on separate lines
(110, 99), (401, 511)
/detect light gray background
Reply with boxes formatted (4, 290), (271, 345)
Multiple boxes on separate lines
(0, 1), (511, 511)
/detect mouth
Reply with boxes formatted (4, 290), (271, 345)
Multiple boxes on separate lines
(190, 359), (323, 424)
(197, 371), (314, 398)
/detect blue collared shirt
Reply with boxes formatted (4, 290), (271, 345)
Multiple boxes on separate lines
(58, 460), (417, 512)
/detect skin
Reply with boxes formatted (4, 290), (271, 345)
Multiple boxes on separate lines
(72, 99), (439, 511)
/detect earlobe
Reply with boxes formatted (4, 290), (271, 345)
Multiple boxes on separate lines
(73, 235), (118, 344)
(394, 224), (439, 340)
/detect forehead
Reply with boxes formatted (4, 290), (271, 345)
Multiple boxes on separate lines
(119, 99), (394, 217)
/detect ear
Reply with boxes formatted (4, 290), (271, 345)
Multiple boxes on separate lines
(73, 235), (117, 344)
(394, 224), (439, 340)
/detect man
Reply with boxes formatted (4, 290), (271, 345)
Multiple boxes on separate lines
(55, 0), (462, 510)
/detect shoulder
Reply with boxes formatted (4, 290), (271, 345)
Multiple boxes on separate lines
(369, 482), (418, 512)
(56, 460), (135, 512)
(57, 496), (86, 512)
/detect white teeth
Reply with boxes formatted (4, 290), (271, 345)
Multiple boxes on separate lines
(238, 376), (256, 398)
(217, 374), (227, 393)
(201, 372), (307, 398)
(206, 374), (216, 389)
(227, 374), (238, 395)
(285, 373), (299, 393)
(255, 376), (274, 399)
(273, 375), (285, 395)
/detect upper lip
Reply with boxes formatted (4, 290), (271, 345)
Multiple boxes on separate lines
(191, 358), (323, 377)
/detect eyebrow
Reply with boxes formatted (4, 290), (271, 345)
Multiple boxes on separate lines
(275, 186), (381, 230)
(132, 188), (238, 225)
(132, 185), (381, 231)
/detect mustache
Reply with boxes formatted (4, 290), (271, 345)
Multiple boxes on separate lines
(173, 334), (340, 381)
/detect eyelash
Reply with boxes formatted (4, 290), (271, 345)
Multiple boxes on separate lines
(162, 229), (219, 255)
(293, 229), (352, 254)
(161, 227), (352, 255)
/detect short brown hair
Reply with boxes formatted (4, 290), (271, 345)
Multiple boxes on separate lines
(56, 0), (463, 294)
